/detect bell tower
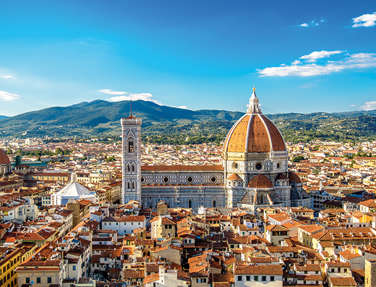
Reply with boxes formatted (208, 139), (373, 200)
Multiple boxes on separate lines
(121, 113), (142, 204)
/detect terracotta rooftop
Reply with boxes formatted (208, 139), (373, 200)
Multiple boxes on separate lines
(248, 174), (274, 189)
(228, 173), (242, 181)
(328, 276), (356, 286)
(0, 149), (10, 165)
(235, 264), (283, 275)
(359, 199), (376, 208)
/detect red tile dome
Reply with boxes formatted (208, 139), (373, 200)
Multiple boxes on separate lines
(223, 89), (286, 154)
(248, 174), (274, 189)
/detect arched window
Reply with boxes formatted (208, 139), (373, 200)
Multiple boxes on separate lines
(127, 182), (130, 189)
(132, 181), (135, 189)
(131, 165), (135, 172)
(213, 200), (216, 208)
(188, 200), (192, 209)
(127, 165), (131, 172)
(128, 138), (134, 153)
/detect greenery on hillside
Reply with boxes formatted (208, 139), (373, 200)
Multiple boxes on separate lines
(0, 100), (375, 144)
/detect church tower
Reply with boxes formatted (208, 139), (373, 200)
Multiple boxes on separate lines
(121, 114), (142, 204)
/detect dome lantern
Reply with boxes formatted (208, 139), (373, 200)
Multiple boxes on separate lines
(247, 87), (262, 114)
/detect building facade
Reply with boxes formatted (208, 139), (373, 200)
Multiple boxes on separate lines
(0, 149), (11, 176)
(121, 89), (311, 211)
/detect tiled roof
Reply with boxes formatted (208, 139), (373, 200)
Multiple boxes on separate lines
(248, 174), (274, 189)
(298, 225), (324, 234)
(266, 224), (288, 232)
(0, 149), (10, 165)
(268, 212), (291, 223)
(228, 173), (242, 181)
(328, 276), (356, 286)
(117, 216), (146, 222)
(123, 269), (145, 279)
(359, 199), (376, 208)
(327, 261), (351, 267)
(235, 264), (283, 275)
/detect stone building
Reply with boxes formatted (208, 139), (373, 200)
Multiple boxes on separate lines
(0, 149), (11, 176)
(121, 89), (311, 211)
(365, 259), (376, 287)
(51, 174), (96, 206)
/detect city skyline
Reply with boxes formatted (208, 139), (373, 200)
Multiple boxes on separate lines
(0, 0), (376, 116)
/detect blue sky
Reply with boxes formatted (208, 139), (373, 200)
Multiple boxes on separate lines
(0, 0), (375, 115)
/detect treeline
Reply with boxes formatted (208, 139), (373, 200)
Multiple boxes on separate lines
(7, 148), (72, 157)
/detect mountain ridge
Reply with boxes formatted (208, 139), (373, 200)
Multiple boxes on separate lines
(0, 100), (375, 143)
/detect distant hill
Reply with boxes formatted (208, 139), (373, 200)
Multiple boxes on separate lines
(0, 100), (375, 143)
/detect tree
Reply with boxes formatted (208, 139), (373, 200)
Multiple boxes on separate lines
(292, 155), (305, 162)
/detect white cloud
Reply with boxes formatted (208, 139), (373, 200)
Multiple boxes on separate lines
(258, 51), (376, 77)
(98, 89), (127, 95)
(108, 96), (130, 102)
(0, 75), (15, 79)
(0, 90), (20, 101)
(362, 101), (376, 111)
(292, 60), (301, 65)
(300, 50), (343, 62)
(108, 92), (161, 105)
(299, 19), (325, 28)
(353, 12), (376, 27)
(258, 63), (343, 77)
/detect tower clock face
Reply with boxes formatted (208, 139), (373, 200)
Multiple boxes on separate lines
(255, 163), (262, 170)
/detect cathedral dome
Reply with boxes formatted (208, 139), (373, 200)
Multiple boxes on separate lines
(223, 88), (286, 154)
(0, 149), (10, 165)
